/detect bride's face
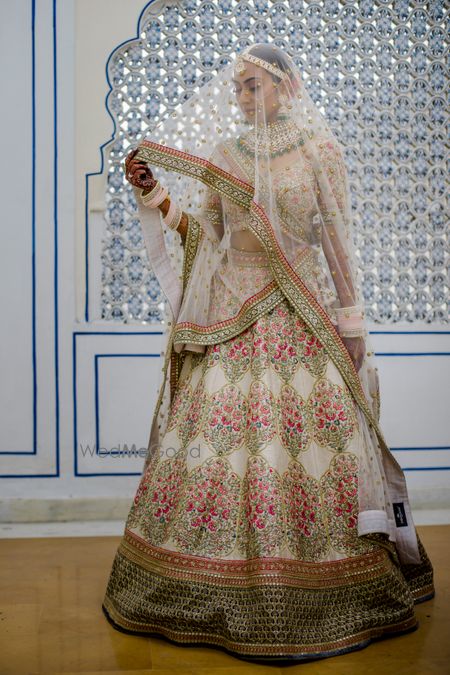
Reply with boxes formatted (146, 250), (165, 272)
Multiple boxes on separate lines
(232, 62), (281, 123)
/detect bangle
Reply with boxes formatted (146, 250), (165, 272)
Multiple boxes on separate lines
(141, 183), (168, 208)
(140, 181), (160, 203)
(163, 199), (182, 231)
(335, 304), (365, 337)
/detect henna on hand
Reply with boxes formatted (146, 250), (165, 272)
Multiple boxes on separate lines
(124, 148), (189, 239)
(124, 148), (156, 190)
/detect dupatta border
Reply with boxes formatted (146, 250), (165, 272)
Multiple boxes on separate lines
(148, 214), (204, 449)
(136, 141), (393, 460)
(171, 214), (204, 401)
(173, 247), (315, 344)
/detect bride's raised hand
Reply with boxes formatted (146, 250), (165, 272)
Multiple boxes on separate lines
(124, 148), (156, 190)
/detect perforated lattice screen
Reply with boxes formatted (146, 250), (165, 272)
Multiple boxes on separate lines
(100, 0), (448, 324)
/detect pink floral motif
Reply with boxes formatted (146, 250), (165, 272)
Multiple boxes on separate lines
(266, 304), (299, 382)
(203, 343), (221, 371)
(204, 384), (247, 455)
(237, 456), (285, 557)
(308, 378), (357, 452)
(282, 454), (375, 560)
(250, 315), (270, 378)
(172, 457), (240, 556)
(179, 380), (207, 448)
(277, 384), (311, 457)
(245, 381), (276, 453)
(293, 317), (329, 377)
(283, 461), (328, 561)
(322, 453), (371, 555)
(166, 379), (192, 433)
(126, 452), (188, 545)
(221, 331), (252, 382)
(131, 473), (149, 509)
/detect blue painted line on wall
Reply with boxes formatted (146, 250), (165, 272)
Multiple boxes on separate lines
(392, 447), (450, 471)
(94, 353), (161, 455)
(375, 352), (450, 357)
(31, 0), (37, 455)
(73, 331), (78, 477)
(1, 0), (38, 457)
(0, 0), (60, 475)
(53, 0), (60, 476)
(72, 335), (450, 476)
(73, 331), (163, 477)
(392, 446), (450, 451)
(402, 467), (450, 472)
(370, 331), (450, 335)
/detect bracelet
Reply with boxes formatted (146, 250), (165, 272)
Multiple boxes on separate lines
(335, 304), (365, 337)
(163, 199), (182, 231)
(140, 180), (161, 204)
(141, 183), (168, 208)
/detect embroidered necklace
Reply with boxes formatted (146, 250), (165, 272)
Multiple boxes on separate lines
(237, 115), (306, 159)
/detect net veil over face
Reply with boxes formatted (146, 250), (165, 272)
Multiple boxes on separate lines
(133, 43), (420, 564)
(136, 44), (362, 344)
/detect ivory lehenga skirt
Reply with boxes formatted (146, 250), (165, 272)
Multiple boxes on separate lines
(102, 255), (433, 661)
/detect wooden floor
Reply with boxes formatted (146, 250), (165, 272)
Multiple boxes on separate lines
(0, 525), (448, 675)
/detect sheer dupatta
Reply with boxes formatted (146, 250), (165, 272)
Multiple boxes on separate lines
(133, 43), (420, 564)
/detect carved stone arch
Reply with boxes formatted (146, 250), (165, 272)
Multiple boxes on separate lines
(89, 0), (447, 324)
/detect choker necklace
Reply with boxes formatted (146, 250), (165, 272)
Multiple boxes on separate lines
(237, 115), (306, 159)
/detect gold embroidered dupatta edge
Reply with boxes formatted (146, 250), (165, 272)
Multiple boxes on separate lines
(136, 140), (421, 564)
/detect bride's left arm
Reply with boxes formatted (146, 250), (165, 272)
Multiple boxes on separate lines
(315, 139), (366, 369)
(316, 140), (365, 332)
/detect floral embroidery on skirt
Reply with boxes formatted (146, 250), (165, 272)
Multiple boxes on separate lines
(104, 296), (434, 659)
(126, 298), (372, 563)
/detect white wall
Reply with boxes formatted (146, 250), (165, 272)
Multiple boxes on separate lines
(0, 0), (448, 522)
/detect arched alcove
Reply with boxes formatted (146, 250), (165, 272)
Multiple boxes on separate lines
(91, 0), (448, 324)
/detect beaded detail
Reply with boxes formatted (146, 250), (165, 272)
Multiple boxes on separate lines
(234, 48), (290, 82)
(237, 116), (306, 158)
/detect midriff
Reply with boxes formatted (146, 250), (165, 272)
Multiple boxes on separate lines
(230, 229), (265, 252)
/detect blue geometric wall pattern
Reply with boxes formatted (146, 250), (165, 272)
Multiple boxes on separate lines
(101, 0), (448, 324)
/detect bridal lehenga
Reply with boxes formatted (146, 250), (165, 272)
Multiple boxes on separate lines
(102, 44), (434, 660)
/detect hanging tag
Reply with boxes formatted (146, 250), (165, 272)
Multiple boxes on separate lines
(393, 502), (408, 528)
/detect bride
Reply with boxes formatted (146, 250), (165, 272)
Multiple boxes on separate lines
(102, 42), (434, 661)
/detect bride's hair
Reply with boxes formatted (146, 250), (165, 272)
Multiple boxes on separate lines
(244, 43), (294, 84)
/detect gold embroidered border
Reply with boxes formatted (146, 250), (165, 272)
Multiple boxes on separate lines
(182, 214), (202, 291)
(103, 592), (416, 659)
(173, 245), (313, 346)
(174, 282), (284, 345)
(121, 528), (392, 589)
(248, 198), (394, 456)
(135, 142), (393, 459)
(148, 215), (204, 428)
(217, 140), (390, 453)
(168, 215), (205, 399)
(103, 539), (419, 657)
(224, 137), (309, 241)
(137, 142), (253, 208)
